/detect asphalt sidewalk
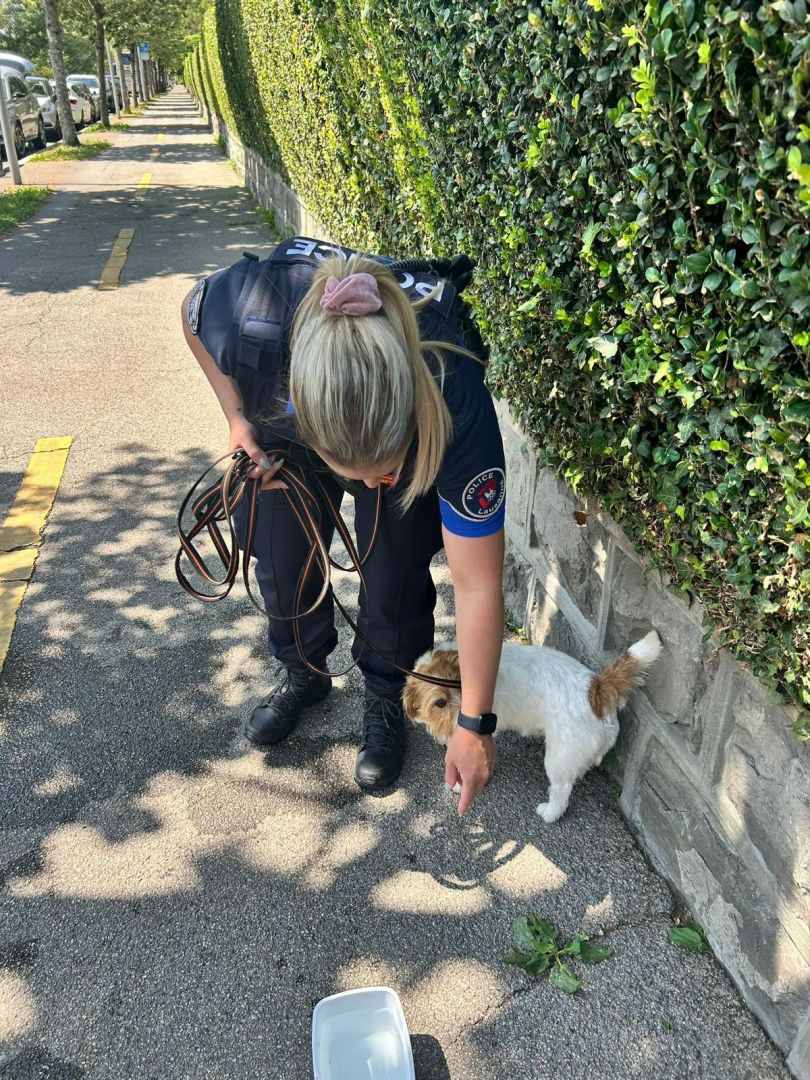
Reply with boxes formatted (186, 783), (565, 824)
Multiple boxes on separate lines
(0, 87), (790, 1078)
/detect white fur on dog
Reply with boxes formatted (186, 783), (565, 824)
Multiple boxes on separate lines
(408, 632), (661, 823)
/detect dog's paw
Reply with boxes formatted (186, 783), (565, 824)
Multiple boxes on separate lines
(535, 801), (565, 824)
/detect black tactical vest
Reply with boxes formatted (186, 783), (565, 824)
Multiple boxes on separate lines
(230, 235), (474, 432)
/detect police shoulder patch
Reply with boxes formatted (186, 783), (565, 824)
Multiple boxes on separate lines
(461, 468), (505, 520)
(187, 276), (207, 335)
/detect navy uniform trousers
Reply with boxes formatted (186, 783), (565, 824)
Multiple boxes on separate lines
(235, 471), (444, 696)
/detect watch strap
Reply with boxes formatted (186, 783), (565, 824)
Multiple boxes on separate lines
(457, 711), (497, 735)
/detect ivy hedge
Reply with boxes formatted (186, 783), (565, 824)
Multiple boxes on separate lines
(185, 9), (285, 175)
(184, 0), (810, 731)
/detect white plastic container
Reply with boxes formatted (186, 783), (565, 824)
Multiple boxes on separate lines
(312, 986), (415, 1080)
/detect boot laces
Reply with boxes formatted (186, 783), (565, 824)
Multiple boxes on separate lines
(362, 692), (404, 750)
(269, 664), (314, 700)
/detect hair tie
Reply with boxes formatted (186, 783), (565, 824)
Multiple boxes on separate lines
(320, 273), (383, 317)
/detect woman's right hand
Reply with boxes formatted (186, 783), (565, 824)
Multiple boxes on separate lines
(228, 416), (287, 491)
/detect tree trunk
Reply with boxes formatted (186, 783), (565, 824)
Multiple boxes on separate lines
(105, 37), (120, 119)
(116, 49), (129, 110)
(129, 45), (140, 106)
(41, 0), (79, 146)
(94, 8), (109, 128)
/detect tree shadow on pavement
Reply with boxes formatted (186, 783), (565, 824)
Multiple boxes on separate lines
(0, 182), (276, 298)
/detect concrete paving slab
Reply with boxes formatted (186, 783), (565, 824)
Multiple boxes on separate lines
(0, 88), (791, 1079)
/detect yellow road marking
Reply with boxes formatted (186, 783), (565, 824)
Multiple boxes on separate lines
(138, 172), (152, 188)
(156, 133), (165, 144)
(0, 437), (72, 675)
(98, 227), (135, 291)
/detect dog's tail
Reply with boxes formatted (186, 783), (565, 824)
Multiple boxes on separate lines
(588, 631), (662, 720)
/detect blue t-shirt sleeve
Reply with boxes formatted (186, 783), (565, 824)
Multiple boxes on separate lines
(435, 358), (506, 538)
(191, 258), (252, 377)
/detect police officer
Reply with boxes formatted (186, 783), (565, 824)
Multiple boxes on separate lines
(181, 237), (505, 813)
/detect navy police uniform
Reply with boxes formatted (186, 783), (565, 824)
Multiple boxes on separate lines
(189, 236), (506, 694)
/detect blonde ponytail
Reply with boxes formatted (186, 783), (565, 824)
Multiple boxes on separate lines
(287, 254), (480, 510)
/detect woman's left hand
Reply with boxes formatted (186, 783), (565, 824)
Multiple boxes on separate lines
(444, 727), (497, 815)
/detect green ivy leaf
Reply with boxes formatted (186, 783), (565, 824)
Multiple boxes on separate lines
(785, 401), (810, 422)
(581, 221), (601, 255)
(516, 296), (541, 314)
(653, 361), (670, 383)
(588, 335), (619, 358)
(685, 253), (711, 273)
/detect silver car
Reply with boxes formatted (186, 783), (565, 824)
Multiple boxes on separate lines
(25, 76), (60, 141)
(0, 52), (35, 76)
(0, 67), (46, 162)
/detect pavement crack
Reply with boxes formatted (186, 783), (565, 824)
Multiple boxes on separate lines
(593, 910), (674, 937)
(453, 985), (536, 1044)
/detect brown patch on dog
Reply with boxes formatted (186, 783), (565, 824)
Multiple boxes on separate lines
(589, 652), (646, 720)
(402, 679), (419, 720)
(402, 649), (461, 744)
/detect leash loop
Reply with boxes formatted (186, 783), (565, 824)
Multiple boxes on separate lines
(176, 450), (461, 689)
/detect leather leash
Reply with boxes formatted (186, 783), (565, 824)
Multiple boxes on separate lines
(175, 450), (462, 689)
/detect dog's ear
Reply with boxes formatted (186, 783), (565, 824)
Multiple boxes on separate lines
(401, 679), (421, 721)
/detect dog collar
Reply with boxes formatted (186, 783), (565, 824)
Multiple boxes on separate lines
(457, 711), (497, 735)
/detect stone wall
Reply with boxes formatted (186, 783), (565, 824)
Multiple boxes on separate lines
(208, 109), (324, 239)
(498, 399), (810, 1078)
(195, 101), (810, 1076)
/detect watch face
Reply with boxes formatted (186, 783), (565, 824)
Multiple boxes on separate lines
(479, 713), (497, 735)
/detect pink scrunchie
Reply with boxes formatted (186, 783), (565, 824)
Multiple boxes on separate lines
(320, 273), (383, 317)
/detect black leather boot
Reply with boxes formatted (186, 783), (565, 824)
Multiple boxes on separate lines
(245, 665), (332, 746)
(354, 689), (407, 790)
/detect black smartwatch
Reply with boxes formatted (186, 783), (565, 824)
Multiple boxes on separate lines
(457, 711), (497, 735)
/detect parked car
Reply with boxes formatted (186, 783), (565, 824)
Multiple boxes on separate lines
(24, 76), (60, 141)
(24, 75), (87, 138)
(0, 67), (46, 163)
(0, 52), (35, 75)
(67, 74), (101, 120)
(65, 80), (94, 126)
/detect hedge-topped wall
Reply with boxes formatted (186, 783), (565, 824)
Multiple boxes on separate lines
(184, 0), (810, 730)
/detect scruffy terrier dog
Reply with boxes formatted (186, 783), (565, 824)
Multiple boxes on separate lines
(403, 632), (662, 822)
